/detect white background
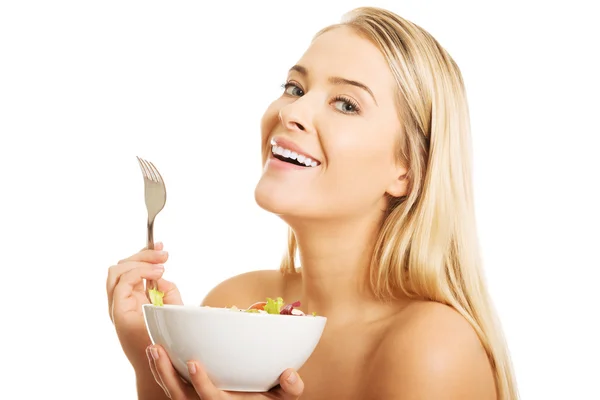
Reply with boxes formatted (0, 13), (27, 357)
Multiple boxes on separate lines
(1, 1), (598, 399)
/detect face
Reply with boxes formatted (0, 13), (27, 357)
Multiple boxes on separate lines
(255, 26), (408, 223)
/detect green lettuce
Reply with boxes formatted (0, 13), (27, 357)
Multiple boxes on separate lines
(149, 288), (165, 306)
(263, 297), (284, 314)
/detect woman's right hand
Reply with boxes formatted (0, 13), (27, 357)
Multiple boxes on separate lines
(107, 242), (183, 368)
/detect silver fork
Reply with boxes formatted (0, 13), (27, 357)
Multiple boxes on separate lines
(136, 156), (167, 298)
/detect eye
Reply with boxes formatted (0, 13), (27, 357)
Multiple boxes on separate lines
(282, 82), (304, 97)
(332, 96), (360, 115)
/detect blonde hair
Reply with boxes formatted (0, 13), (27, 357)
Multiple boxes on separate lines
(278, 6), (519, 400)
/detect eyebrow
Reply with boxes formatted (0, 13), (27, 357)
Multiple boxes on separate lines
(289, 65), (378, 106)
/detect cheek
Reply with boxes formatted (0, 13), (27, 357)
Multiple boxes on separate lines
(324, 130), (397, 190)
(329, 127), (394, 169)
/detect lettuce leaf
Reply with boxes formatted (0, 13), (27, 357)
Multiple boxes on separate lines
(263, 297), (284, 314)
(149, 288), (165, 306)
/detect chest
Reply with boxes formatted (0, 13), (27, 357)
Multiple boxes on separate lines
(296, 327), (384, 400)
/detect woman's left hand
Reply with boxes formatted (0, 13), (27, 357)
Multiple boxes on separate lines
(146, 344), (305, 400)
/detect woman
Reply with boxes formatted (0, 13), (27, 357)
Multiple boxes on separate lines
(107, 6), (519, 399)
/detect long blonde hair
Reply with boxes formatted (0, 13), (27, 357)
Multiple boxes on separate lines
(278, 6), (519, 400)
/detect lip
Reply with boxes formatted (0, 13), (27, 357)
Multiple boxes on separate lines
(270, 136), (321, 164)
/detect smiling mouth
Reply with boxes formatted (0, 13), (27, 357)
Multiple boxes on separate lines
(271, 144), (320, 168)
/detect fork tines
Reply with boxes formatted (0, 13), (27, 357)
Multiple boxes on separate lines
(136, 156), (163, 183)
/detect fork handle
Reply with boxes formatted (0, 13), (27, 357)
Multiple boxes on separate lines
(147, 219), (155, 250)
(146, 219), (157, 292)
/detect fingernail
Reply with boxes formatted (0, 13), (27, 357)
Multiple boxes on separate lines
(154, 264), (164, 270)
(150, 346), (159, 360)
(158, 250), (168, 256)
(187, 362), (197, 375)
(286, 371), (297, 384)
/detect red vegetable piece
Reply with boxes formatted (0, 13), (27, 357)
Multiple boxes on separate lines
(247, 301), (266, 311)
(291, 300), (301, 307)
(280, 304), (294, 315)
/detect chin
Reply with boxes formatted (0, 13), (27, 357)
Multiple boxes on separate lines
(254, 176), (317, 220)
(253, 169), (373, 223)
(254, 178), (294, 215)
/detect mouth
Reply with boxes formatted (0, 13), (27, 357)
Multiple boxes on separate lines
(270, 139), (321, 168)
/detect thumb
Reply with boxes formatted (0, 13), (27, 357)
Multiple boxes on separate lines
(278, 369), (304, 399)
(158, 278), (183, 305)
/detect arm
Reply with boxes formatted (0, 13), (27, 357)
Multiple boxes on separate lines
(136, 370), (170, 400)
(370, 302), (497, 399)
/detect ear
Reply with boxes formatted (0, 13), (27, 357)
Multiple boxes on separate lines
(385, 168), (409, 198)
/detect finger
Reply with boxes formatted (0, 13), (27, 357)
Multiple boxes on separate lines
(152, 345), (197, 399)
(158, 278), (184, 306)
(276, 369), (304, 399)
(145, 241), (164, 251)
(138, 241), (165, 253)
(108, 263), (166, 322)
(109, 276), (182, 323)
(186, 361), (223, 400)
(118, 245), (169, 265)
(107, 245), (168, 303)
(147, 346), (171, 398)
(107, 261), (165, 301)
(112, 264), (165, 306)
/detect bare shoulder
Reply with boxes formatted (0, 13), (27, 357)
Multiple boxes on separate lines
(200, 269), (296, 308)
(369, 301), (497, 400)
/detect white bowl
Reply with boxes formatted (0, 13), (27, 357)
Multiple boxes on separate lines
(142, 304), (327, 392)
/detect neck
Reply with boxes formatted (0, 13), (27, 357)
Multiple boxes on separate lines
(288, 212), (396, 324)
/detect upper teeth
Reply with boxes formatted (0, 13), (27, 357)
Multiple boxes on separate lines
(272, 144), (318, 167)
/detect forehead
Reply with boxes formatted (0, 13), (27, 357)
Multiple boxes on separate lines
(294, 26), (396, 98)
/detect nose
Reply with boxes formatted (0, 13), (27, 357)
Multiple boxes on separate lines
(278, 100), (314, 134)
(284, 119), (305, 131)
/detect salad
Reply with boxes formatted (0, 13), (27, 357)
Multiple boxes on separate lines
(149, 293), (317, 317)
(231, 297), (317, 317)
